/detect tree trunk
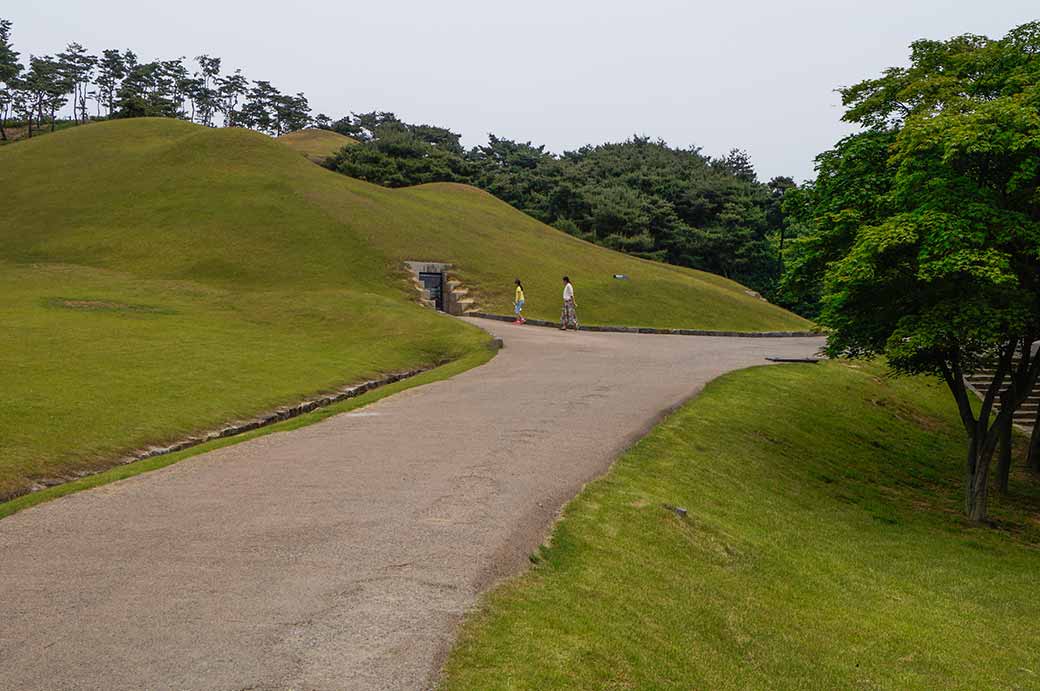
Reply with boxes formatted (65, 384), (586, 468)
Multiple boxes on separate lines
(965, 429), (995, 522)
(949, 343), (1023, 523)
(996, 412), (1013, 495)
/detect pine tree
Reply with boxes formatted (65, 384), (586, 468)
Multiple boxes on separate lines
(0, 19), (21, 140)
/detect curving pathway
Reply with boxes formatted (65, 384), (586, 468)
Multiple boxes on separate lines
(0, 318), (823, 690)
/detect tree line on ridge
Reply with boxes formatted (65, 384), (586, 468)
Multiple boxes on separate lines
(0, 19), (314, 139)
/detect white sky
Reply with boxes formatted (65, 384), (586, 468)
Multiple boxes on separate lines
(7, 1), (1037, 181)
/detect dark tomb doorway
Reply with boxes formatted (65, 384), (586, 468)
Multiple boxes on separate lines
(419, 272), (445, 311)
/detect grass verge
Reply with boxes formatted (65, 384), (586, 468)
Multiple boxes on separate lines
(441, 361), (1040, 690)
(0, 262), (489, 499)
(0, 345), (496, 521)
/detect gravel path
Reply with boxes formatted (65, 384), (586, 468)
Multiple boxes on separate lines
(0, 318), (823, 690)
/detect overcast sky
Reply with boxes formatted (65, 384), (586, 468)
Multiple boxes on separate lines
(7, 1), (1037, 181)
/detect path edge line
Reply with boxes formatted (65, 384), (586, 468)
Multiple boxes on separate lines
(436, 360), (813, 687)
(469, 312), (819, 338)
(1, 344), (501, 520)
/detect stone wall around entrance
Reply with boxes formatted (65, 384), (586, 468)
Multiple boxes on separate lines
(404, 261), (451, 310)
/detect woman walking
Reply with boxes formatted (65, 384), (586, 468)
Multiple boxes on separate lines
(560, 276), (578, 330)
(513, 278), (526, 324)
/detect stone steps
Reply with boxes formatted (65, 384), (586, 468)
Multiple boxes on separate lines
(445, 277), (478, 316)
(965, 347), (1040, 430)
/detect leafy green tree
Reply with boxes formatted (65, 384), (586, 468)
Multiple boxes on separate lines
(329, 110), (400, 140)
(327, 120), (788, 295)
(553, 138), (776, 289)
(328, 124), (473, 186)
(115, 60), (179, 118)
(0, 18), (21, 140)
(194, 54), (221, 126)
(273, 91), (311, 133)
(94, 49), (127, 117)
(216, 69), (248, 126)
(57, 42), (95, 123)
(179, 73), (205, 123)
(766, 175), (796, 274)
(0, 31), (314, 136)
(9, 79), (33, 135)
(714, 148), (757, 183)
(407, 122), (463, 153)
(240, 79), (281, 133)
(785, 22), (1040, 521)
(20, 55), (69, 132)
(469, 135), (563, 221)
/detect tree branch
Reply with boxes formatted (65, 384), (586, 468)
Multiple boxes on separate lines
(941, 356), (976, 435)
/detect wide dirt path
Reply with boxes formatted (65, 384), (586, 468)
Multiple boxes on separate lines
(0, 319), (822, 690)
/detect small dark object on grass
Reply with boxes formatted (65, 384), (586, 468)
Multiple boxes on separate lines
(664, 504), (687, 518)
(613, 274), (629, 280)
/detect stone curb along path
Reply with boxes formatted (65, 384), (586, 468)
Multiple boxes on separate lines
(470, 312), (819, 338)
(16, 366), (432, 500)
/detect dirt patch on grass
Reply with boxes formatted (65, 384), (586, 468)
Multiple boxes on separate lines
(43, 297), (176, 315)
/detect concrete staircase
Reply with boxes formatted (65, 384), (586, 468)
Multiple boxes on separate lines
(445, 279), (480, 316)
(964, 344), (1040, 431)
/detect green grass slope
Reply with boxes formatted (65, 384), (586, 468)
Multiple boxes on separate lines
(0, 118), (808, 500)
(1, 118), (808, 330)
(278, 128), (357, 162)
(442, 362), (1040, 690)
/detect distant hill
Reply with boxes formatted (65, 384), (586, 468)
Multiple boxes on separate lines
(278, 128), (356, 162)
(2, 118), (810, 330)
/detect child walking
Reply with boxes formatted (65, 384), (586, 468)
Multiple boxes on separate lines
(513, 278), (526, 324)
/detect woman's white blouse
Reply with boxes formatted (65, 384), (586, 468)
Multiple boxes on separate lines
(563, 283), (574, 300)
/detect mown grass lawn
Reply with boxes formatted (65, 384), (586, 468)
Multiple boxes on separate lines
(442, 361), (1040, 690)
(0, 262), (487, 501)
(1, 119), (810, 333)
(0, 117), (810, 502)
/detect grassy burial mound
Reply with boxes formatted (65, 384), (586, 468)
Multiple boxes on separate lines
(0, 118), (807, 501)
(278, 128), (357, 162)
(0, 118), (485, 501)
(442, 362), (1040, 689)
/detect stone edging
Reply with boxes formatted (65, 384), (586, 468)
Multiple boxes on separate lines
(20, 367), (430, 498)
(470, 313), (819, 338)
